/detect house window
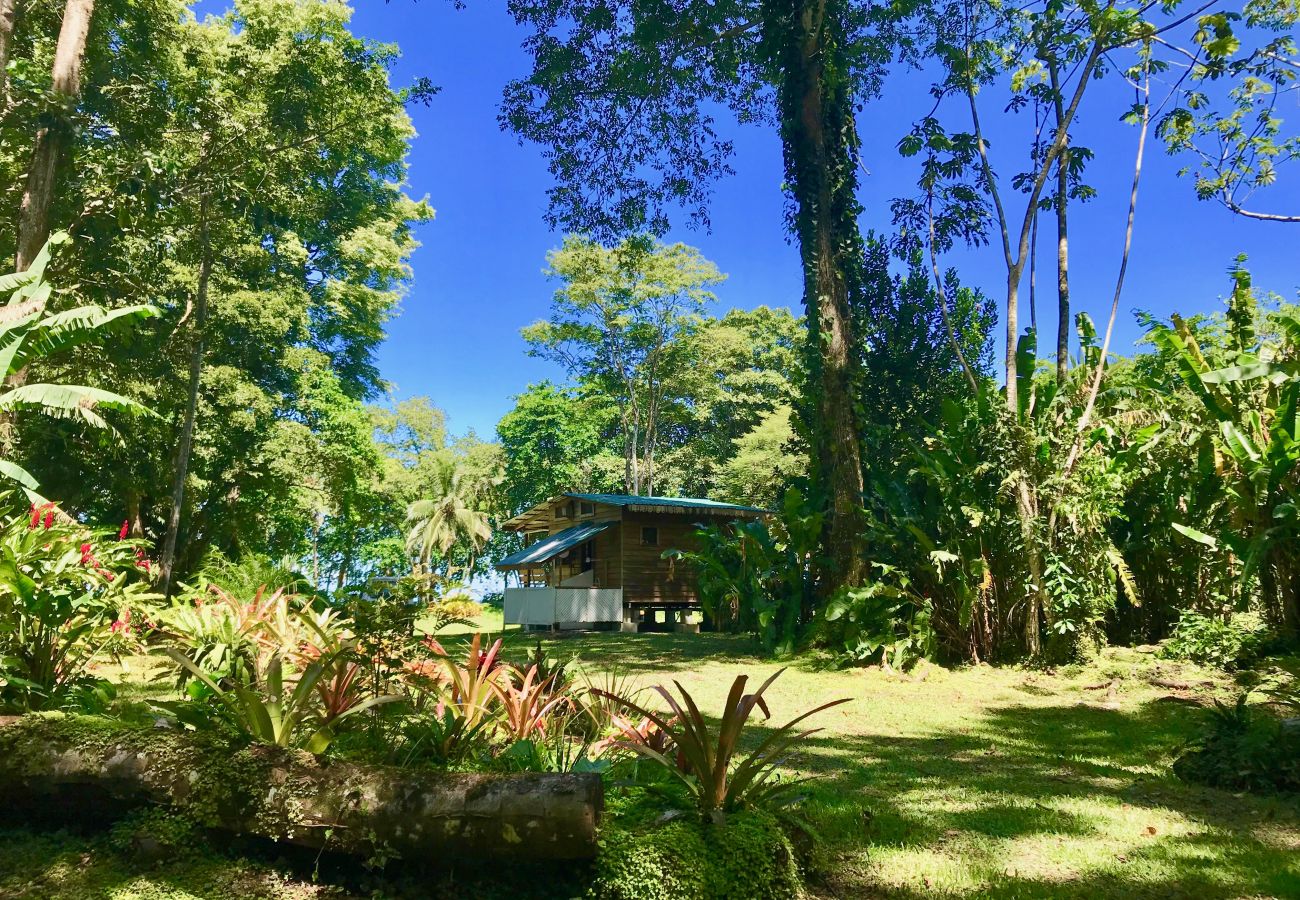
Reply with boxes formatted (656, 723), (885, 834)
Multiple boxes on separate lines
(641, 526), (659, 546)
(579, 501), (596, 517)
(556, 502), (573, 519)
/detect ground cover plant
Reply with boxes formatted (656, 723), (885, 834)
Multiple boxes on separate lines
(1, 629), (1297, 898)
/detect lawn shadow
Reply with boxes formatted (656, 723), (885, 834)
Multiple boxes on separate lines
(489, 629), (768, 675)
(774, 698), (1300, 899)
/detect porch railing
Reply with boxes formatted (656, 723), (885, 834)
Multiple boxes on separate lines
(503, 587), (624, 627)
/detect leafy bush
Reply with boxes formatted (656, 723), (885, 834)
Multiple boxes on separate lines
(818, 567), (936, 669)
(666, 488), (821, 655)
(195, 550), (311, 599)
(0, 503), (153, 712)
(152, 586), (295, 687)
(590, 808), (800, 900)
(597, 669), (847, 822)
(1158, 612), (1267, 669)
(164, 651), (357, 752)
(1173, 694), (1300, 793)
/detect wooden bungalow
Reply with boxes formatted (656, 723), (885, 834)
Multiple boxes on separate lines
(495, 493), (766, 631)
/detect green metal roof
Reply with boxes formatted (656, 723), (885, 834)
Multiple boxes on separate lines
(565, 493), (765, 514)
(495, 521), (615, 570)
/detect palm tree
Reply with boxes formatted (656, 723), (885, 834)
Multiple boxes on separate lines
(405, 458), (493, 582)
(0, 232), (157, 494)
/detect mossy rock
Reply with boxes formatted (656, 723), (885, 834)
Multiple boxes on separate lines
(590, 809), (801, 900)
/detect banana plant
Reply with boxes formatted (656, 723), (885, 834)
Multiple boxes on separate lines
(0, 232), (157, 495)
(1145, 266), (1299, 633)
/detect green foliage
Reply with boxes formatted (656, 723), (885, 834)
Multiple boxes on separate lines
(0, 233), (156, 493)
(1158, 612), (1268, 670)
(523, 235), (724, 496)
(1141, 268), (1300, 637)
(667, 489), (821, 654)
(597, 669), (848, 822)
(819, 571), (937, 670)
(154, 586), (397, 751)
(590, 808), (800, 900)
(153, 586), (297, 687)
(197, 550), (311, 599)
(8, 0), (431, 582)
(499, 306), (805, 516)
(1173, 694), (1300, 793)
(0, 502), (154, 712)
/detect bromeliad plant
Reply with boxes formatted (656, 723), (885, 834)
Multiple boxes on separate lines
(398, 633), (507, 764)
(493, 663), (574, 741)
(160, 607), (395, 753)
(165, 650), (340, 752)
(598, 669), (849, 823)
(153, 586), (298, 687)
(0, 502), (153, 712)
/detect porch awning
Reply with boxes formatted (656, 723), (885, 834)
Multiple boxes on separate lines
(495, 521), (615, 570)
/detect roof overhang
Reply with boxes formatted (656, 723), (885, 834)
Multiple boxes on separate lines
(495, 521), (616, 570)
(500, 495), (566, 532)
(501, 492), (767, 531)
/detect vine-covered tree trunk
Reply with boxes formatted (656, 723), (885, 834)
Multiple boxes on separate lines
(15, 0), (94, 272)
(763, 0), (868, 598)
(0, 717), (602, 860)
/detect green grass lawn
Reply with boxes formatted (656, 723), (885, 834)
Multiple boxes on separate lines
(3, 630), (1297, 899)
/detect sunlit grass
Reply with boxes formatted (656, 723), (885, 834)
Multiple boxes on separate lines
(6, 629), (1299, 898)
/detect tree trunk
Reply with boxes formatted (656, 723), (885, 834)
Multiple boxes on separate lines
(126, 490), (144, 538)
(159, 200), (211, 598)
(0, 717), (602, 861)
(764, 0), (867, 596)
(15, 0), (95, 272)
(0, 0), (17, 104)
(1050, 60), (1071, 384)
(1004, 272), (1045, 657)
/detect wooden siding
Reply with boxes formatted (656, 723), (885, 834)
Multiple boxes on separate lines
(619, 511), (703, 605)
(504, 498), (749, 604)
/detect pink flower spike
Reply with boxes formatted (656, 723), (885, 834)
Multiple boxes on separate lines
(119, 520), (129, 540)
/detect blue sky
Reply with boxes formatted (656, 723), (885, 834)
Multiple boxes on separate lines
(345, 1), (1300, 439)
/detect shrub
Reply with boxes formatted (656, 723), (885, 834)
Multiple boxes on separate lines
(0, 503), (153, 712)
(665, 488), (821, 655)
(152, 586), (294, 687)
(817, 570), (936, 670)
(590, 808), (800, 900)
(597, 669), (848, 822)
(1173, 694), (1300, 793)
(435, 594), (485, 625)
(1158, 612), (1267, 670)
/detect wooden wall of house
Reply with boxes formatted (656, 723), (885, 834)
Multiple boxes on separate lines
(592, 525), (622, 589)
(619, 511), (704, 605)
(529, 500), (621, 536)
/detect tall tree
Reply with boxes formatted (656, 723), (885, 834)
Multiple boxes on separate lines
(502, 0), (893, 592)
(10, 0), (431, 584)
(15, 0), (94, 272)
(522, 236), (723, 496)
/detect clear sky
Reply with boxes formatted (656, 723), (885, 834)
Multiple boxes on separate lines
(343, 1), (1300, 439)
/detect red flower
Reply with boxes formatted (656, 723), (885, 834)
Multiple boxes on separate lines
(110, 609), (132, 635)
(118, 520), (129, 541)
(42, 508), (55, 529)
(28, 504), (38, 529)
